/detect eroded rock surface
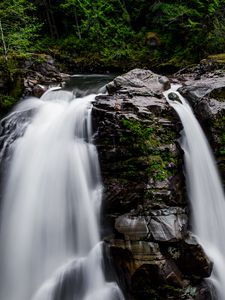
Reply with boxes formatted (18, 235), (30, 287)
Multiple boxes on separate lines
(92, 69), (213, 299)
(179, 76), (225, 186)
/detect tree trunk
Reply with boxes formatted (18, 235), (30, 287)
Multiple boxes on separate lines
(0, 19), (7, 62)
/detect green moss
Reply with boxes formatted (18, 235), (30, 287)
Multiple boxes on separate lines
(0, 94), (17, 113)
(119, 117), (179, 182)
(213, 116), (225, 126)
(213, 116), (225, 155)
(219, 133), (225, 155)
(122, 119), (155, 140)
(121, 118), (160, 153)
(160, 284), (182, 294)
(208, 53), (225, 63)
(209, 88), (225, 102)
(147, 155), (169, 181)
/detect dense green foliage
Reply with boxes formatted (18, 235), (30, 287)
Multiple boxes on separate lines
(1, 0), (225, 70)
(0, 0), (41, 55)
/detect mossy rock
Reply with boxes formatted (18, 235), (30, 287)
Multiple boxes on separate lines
(0, 71), (24, 116)
(208, 53), (225, 64)
(0, 94), (17, 116)
(120, 117), (180, 181)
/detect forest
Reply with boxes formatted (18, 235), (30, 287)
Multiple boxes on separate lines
(1, 0), (225, 72)
(0, 2), (225, 300)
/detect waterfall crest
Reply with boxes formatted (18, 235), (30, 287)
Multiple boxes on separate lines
(164, 86), (225, 299)
(0, 88), (123, 300)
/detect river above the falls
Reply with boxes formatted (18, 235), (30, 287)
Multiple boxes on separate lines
(64, 73), (115, 97)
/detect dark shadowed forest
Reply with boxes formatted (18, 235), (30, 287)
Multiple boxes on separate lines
(1, 0), (225, 70)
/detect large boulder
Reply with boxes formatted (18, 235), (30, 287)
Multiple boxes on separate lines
(23, 56), (69, 97)
(179, 77), (225, 120)
(92, 69), (213, 299)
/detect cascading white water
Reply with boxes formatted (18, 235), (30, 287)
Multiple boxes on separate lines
(0, 88), (124, 300)
(164, 86), (225, 299)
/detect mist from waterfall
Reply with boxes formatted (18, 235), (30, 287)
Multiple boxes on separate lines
(164, 86), (225, 300)
(0, 87), (124, 300)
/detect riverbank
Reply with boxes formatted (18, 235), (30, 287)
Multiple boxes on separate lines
(1, 51), (225, 117)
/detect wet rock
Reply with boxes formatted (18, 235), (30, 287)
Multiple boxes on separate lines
(109, 240), (189, 299)
(115, 208), (187, 242)
(93, 68), (216, 299)
(115, 215), (149, 241)
(148, 208), (187, 242)
(177, 233), (213, 278)
(194, 281), (216, 300)
(106, 68), (170, 96)
(93, 70), (183, 223)
(158, 75), (171, 91)
(110, 240), (164, 266)
(179, 76), (225, 186)
(32, 84), (48, 98)
(165, 233), (212, 282)
(109, 239), (184, 284)
(168, 92), (181, 102)
(179, 77), (225, 120)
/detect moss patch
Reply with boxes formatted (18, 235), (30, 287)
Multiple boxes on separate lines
(209, 88), (225, 102)
(208, 53), (225, 63)
(213, 116), (225, 156)
(120, 117), (180, 182)
(0, 94), (17, 115)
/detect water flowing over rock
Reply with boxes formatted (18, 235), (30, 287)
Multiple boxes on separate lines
(93, 69), (215, 299)
(164, 85), (225, 299)
(0, 89), (124, 300)
(1, 67), (224, 300)
(178, 76), (225, 186)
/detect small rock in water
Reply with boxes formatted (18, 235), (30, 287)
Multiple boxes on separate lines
(168, 92), (181, 103)
(158, 76), (171, 90)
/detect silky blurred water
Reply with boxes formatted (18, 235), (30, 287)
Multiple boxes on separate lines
(0, 84), (123, 300)
(164, 86), (225, 300)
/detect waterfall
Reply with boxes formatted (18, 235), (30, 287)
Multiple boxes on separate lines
(0, 88), (124, 300)
(164, 86), (225, 299)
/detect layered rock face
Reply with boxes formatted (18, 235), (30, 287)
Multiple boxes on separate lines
(92, 69), (215, 299)
(0, 55), (68, 114)
(179, 76), (225, 186)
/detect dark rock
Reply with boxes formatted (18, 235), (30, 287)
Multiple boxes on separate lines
(168, 92), (181, 103)
(194, 281), (216, 300)
(109, 239), (185, 285)
(0, 71), (9, 89)
(177, 233), (213, 279)
(158, 76), (171, 91)
(109, 240), (192, 299)
(179, 76), (225, 186)
(179, 77), (225, 120)
(92, 68), (219, 299)
(32, 84), (48, 98)
(21, 56), (70, 97)
(93, 70), (184, 224)
(106, 68), (170, 96)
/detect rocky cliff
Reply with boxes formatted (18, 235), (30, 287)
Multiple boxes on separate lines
(0, 55), (68, 116)
(92, 68), (224, 299)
